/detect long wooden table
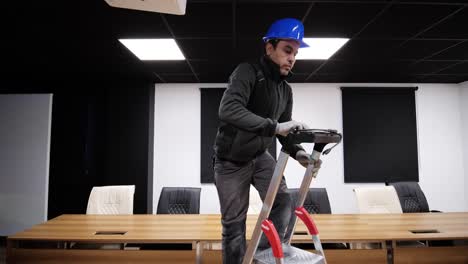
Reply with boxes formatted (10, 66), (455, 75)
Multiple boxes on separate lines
(7, 213), (468, 264)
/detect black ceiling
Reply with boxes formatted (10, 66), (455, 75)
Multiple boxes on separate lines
(5, 0), (468, 83)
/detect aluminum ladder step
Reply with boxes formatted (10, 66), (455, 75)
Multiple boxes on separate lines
(254, 244), (325, 264)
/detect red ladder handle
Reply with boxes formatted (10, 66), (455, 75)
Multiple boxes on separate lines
(295, 207), (319, 235)
(261, 219), (284, 258)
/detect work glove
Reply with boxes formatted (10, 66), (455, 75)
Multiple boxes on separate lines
(275, 120), (309, 137)
(295, 150), (322, 177)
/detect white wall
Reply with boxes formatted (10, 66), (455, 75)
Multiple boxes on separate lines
(415, 84), (464, 212)
(154, 83), (466, 214)
(460, 81), (468, 211)
(0, 94), (53, 236)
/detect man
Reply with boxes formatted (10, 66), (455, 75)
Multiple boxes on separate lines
(213, 18), (321, 264)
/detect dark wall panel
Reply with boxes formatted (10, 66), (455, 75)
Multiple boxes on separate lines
(48, 91), (100, 218)
(46, 77), (154, 219)
(200, 88), (225, 183)
(100, 81), (154, 214)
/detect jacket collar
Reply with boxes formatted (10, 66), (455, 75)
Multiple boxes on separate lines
(260, 55), (292, 82)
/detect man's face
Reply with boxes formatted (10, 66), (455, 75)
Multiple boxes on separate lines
(266, 39), (300, 76)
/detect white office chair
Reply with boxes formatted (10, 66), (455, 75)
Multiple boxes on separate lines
(353, 186), (424, 248)
(73, 185), (135, 250)
(86, 185), (135, 215)
(354, 186), (403, 214)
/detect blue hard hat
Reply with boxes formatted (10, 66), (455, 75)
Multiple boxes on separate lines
(263, 18), (309, 48)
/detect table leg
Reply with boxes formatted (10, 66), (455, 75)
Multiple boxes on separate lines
(386, 240), (394, 264)
(196, 241), (204, 264)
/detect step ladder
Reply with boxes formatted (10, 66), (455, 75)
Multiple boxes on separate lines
(242, 129), (342, 264)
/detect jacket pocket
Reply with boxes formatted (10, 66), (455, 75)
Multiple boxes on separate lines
(230, 130), (262, 161)
(215, 124), (236, 156)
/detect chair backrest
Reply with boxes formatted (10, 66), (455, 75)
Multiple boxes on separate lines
(157, 187), (201, 214)
(86, 185), (135, 215)
(354, 186), (403, 214)
(388, 182), (430, 213)
(288, 188), (332, 214)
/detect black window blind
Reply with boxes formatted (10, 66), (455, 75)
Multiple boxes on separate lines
(341, 87), (419, 183)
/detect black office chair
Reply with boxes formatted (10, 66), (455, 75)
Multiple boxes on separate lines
(139, 187), (202, 250)
(286, 188), (347, 249)
(388, 181), (452, 247)
(288, 188), (332, 215)
(387, 182), (434, 213)
(157, 187), (201, 214)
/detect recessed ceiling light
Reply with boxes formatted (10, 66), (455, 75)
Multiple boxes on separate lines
(118, 39), (185, 60)
(296, 38), (349, 60)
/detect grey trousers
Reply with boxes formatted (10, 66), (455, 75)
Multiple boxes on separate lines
(214, 151), (292, 264)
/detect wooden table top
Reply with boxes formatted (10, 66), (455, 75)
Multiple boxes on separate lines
(8, 212), (468, 243)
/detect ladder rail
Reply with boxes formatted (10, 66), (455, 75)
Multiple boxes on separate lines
(243, 129), (341, 264)
(242, 151), (290, 264)
(285, 150), (321, 244)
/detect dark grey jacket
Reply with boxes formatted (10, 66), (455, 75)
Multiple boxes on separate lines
(214, 56), (304, 162)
